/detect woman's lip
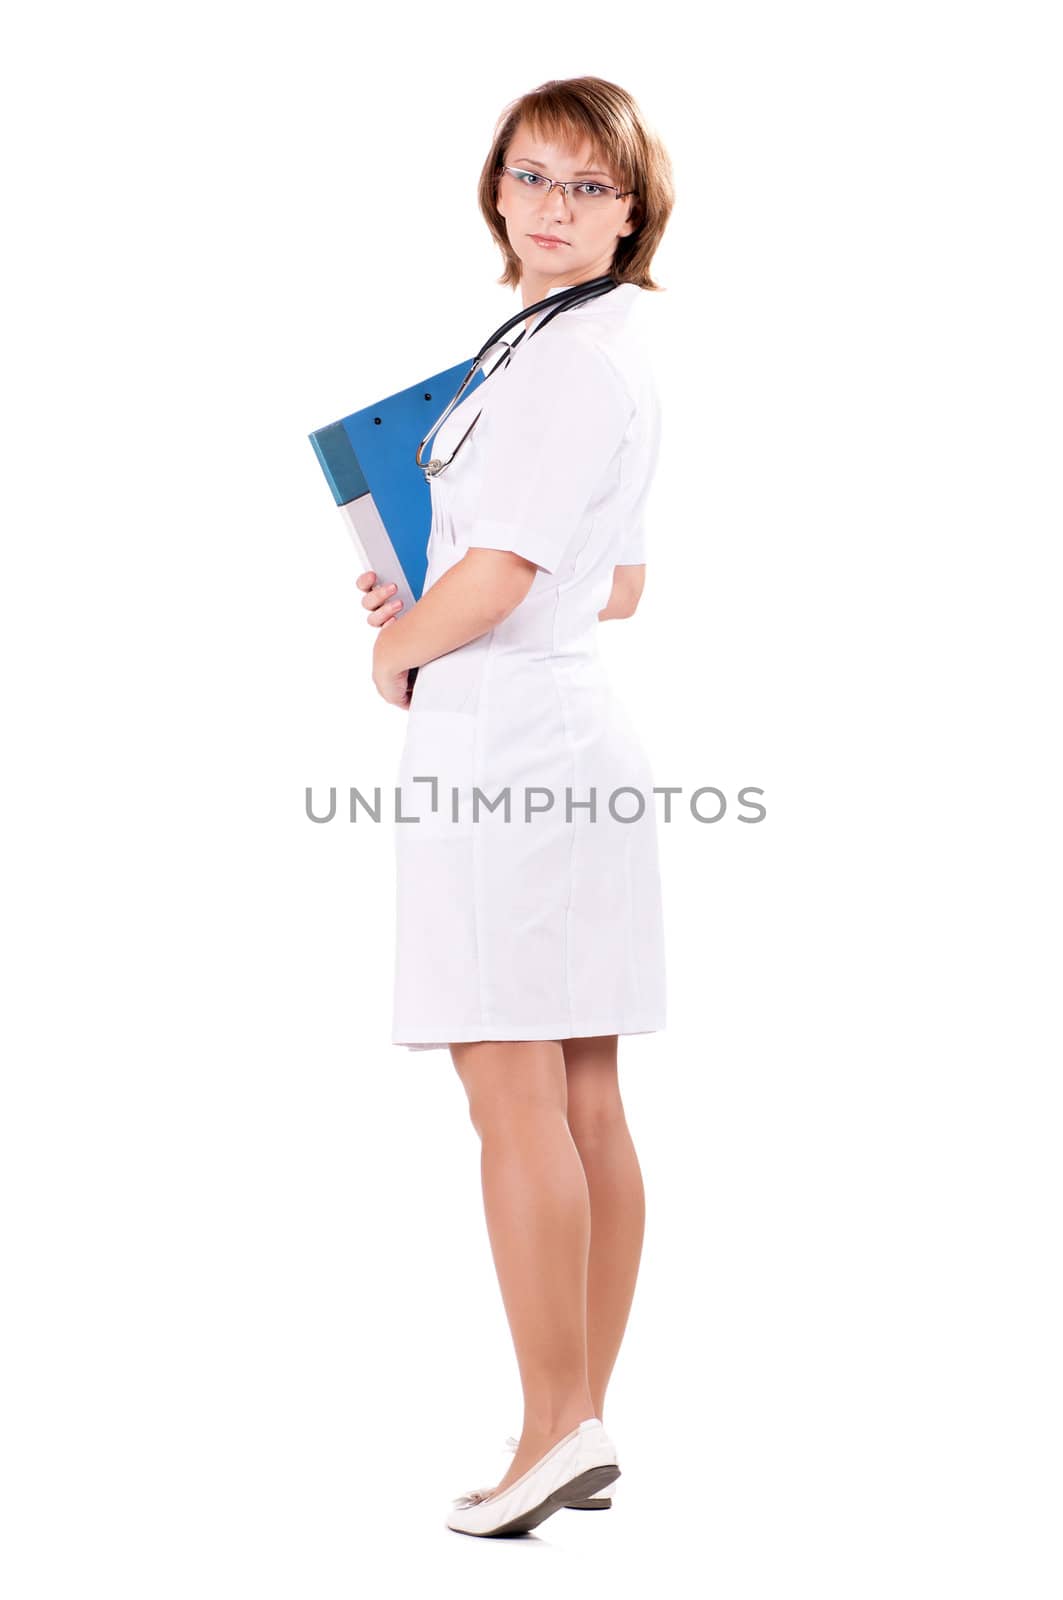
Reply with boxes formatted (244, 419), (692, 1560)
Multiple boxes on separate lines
(530, 234), (566, 245)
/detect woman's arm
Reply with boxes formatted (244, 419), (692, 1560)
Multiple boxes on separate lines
(598, 563), (646, 621)
(372, 548), (537, 701)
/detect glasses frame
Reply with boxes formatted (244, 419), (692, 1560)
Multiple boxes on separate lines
(498, 164), (637, 205)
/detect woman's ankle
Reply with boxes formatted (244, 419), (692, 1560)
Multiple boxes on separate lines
(521, 1399), (597, 1440)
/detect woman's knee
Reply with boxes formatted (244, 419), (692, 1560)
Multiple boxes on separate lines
(450, 1039), (567, 1136)
(562, 1036), (625, 1142)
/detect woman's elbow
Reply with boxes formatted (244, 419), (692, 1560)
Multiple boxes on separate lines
(462, 547), (538, 623)
(598, 594), (639, 622)
(490, 570), (539, 625)
(609, 564), (646, 618)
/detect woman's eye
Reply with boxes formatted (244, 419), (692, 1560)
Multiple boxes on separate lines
(518, 171), (545, 185)
(579, 184), (605, 197)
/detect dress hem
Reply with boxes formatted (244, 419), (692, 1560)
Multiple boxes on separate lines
(392, 1017), (666, 1053)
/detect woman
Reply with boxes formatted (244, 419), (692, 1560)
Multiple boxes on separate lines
(357, 77), (674, 1536)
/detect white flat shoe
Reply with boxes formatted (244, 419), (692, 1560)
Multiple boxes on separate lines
(504, 1433), (615, 1508)
(447, 1417), (620, 1536)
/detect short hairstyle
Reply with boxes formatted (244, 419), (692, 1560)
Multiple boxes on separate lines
(477, 76), (675, 293)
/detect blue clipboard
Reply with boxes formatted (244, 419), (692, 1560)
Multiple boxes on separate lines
(308, 360), (484, 615)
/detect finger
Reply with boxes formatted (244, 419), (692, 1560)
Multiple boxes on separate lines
(355, 570), (377, 592)
(369, 600), (403, 628)
(361, 582), (398, 611)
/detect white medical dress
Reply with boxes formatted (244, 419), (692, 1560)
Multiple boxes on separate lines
(391, 280), (667, 1051)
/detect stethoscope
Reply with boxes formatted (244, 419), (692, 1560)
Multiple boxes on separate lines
(415, 273), (621, 482)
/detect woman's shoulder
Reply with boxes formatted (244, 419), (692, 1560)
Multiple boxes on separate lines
(569, 308), (659, 418)
(508, 315), (624, 396)
(518, 312), (652, 416)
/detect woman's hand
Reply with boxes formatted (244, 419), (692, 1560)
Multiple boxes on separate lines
(360, 569), (412, 706)
(372, 624), (414, 710)
(356, 569), (404, 628)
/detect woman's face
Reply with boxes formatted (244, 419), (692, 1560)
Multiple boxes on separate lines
(495, 121), (637, 300)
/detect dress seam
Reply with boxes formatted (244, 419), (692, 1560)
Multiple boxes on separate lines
(471, 626), (496, 1032)
(548, 583), (577, 1038)
(624, 825), (641, 1025)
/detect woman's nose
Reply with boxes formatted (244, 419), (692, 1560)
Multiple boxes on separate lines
(543, 184), (574, 219)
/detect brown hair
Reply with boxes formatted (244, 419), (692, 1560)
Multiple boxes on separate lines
(477, 77), (674, 293)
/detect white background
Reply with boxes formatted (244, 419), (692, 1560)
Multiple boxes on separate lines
(2, 2), (1060, 1595)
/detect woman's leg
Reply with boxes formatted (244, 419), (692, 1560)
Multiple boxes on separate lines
(450, 1038), (596, 1493)
(561, 1035), (646, 1426)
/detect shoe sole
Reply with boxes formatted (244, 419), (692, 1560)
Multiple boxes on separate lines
(456, 1465), (621, 1536)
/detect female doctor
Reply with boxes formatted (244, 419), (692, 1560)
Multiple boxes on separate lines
(357, 77), (675, 1535)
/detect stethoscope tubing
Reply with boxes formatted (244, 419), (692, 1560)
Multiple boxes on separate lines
(416, 274), (621, 478)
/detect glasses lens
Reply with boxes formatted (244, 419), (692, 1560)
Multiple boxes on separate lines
(506, 169), (617, 205)
(506, 169), (550, 193)
(573, 183), (614, 204)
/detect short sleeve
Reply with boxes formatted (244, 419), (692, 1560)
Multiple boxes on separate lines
(464, 332), (634, 576)
(612, 375), (661, 565)
(613, 520), (647, 564)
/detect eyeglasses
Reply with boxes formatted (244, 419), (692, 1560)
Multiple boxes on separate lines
(499, 165), (637, 207)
